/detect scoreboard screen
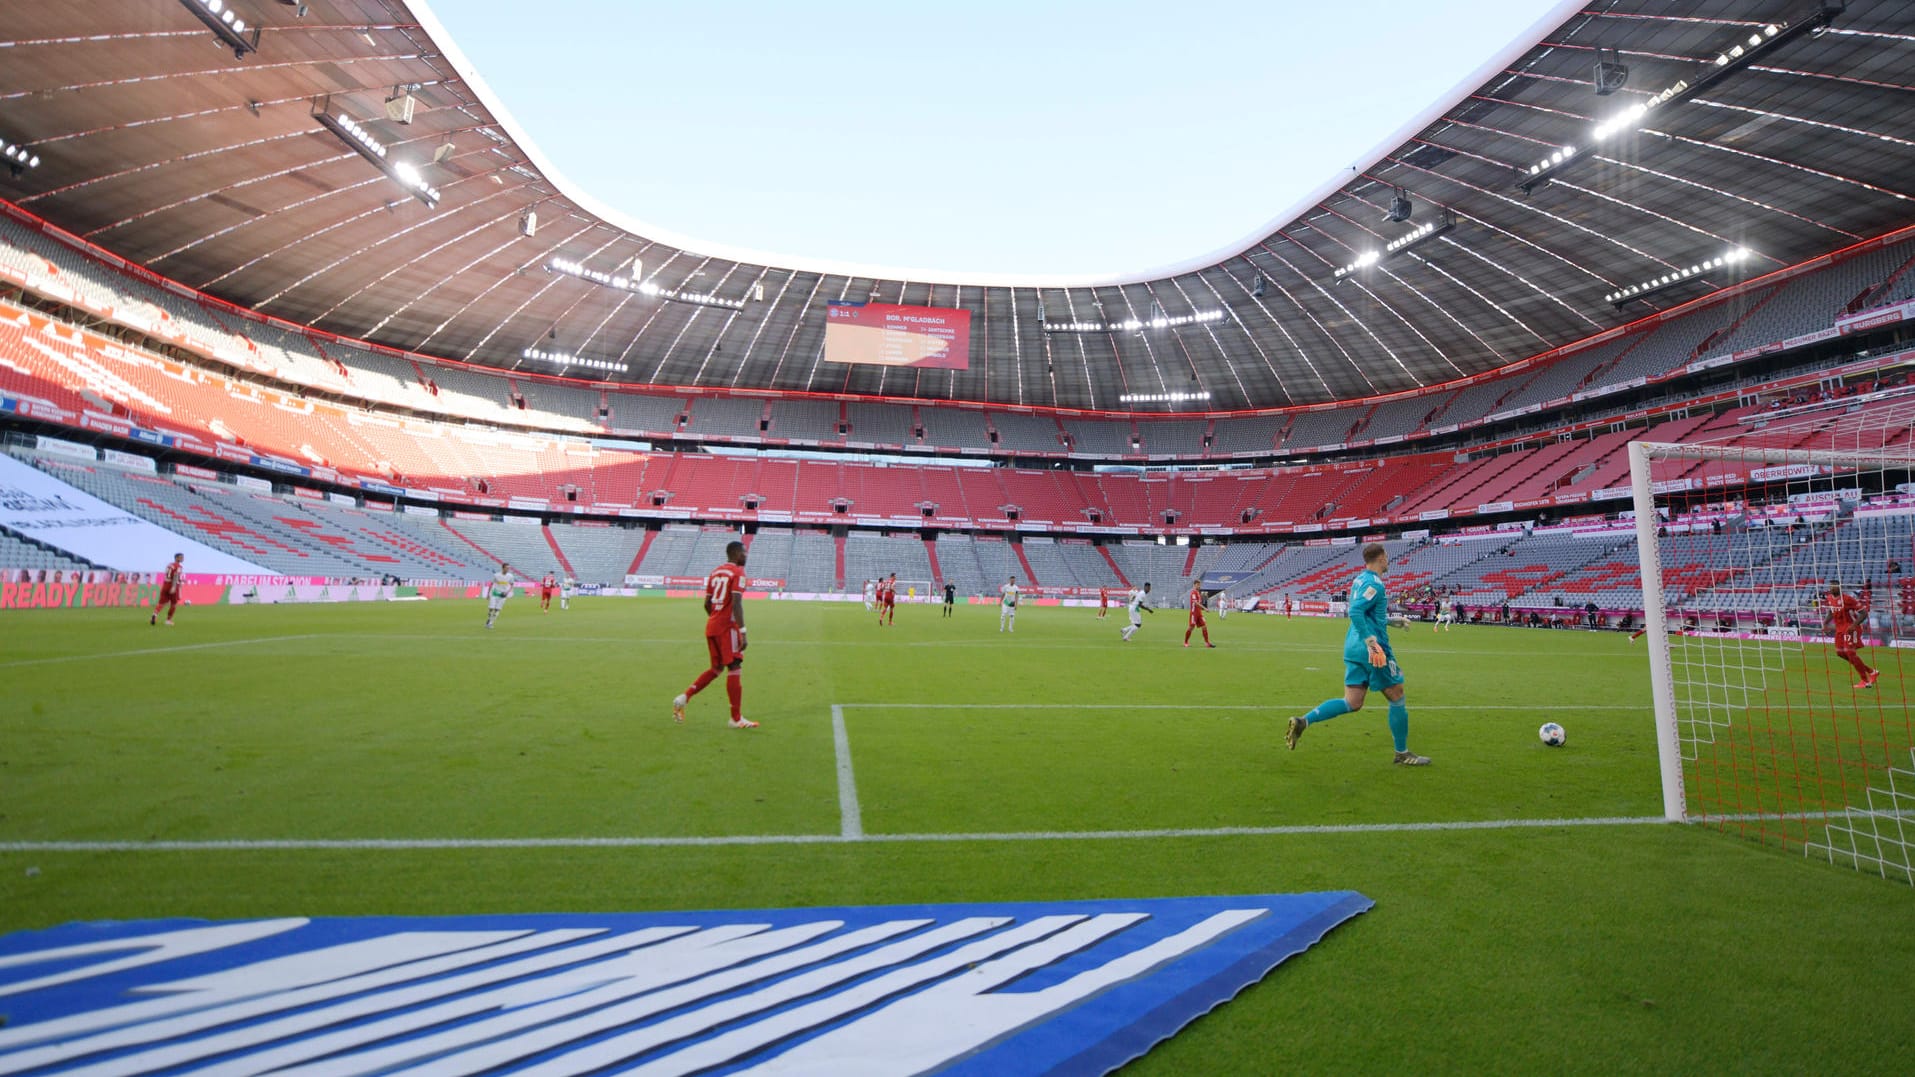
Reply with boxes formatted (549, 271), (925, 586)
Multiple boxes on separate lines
(823, 302), (970, 370)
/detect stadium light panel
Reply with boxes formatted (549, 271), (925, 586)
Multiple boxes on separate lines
(1117, 391), (1212, 404)
(1520, 9), (1837, 195)
(1335, 208), (1456, 279)
(1605, 246), (1751, 307)
(1043, 310), (1225, 333)
(521, 347), (627, 374)
(1, 136), (41, 177)
(641, 281), (746, 311)
(178, 0), (261, 59)
(550, 257), (641, 292)
(1384, 209), (1456, 258)
(311, 97), (440, 207)
(546, 258), (742, 309)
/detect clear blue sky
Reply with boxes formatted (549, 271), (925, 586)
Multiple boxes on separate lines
(427, 0), (1568, 279)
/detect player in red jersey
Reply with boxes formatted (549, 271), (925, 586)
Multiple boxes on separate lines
(1823, 580), (1878, 688)
(539, 572), (557, 613)
(1184, 580), (1215, 648)
(673, 541), (756, 729)
(1098, 586), (1109, 619)
(1284, 595), (1294, 619)
(879, 572), (898, 626)
(149, 553), (184, 626)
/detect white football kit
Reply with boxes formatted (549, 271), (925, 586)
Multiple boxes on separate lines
(486, 573), (512, 612)
(1121, 589), (1151, 640)
(999, 583), (1019, 632)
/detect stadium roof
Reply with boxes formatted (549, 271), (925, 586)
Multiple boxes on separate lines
(2, 0), (1912, 410)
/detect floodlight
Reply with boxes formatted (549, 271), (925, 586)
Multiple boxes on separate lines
(2, 136), (41, 178)
(551, 258), (746, 309)
(312, 96), (440, 207)
(1605, 245), (1755, 307)
(178, 0), (261, 59)
(522, 347), (628, 374)
(1042, 310), (1224, 333)
(1523, 8), (1841, 195)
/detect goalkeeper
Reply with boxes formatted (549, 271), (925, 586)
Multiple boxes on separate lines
(1285, 543), (1430, 766)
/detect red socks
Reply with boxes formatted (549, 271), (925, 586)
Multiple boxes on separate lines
(685, 669), (717, 698)
(726, 672), (743, 720)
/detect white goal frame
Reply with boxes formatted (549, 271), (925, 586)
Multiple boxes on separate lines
(1628, 440), (1690, 823)
(1630, 437), (1915, 854)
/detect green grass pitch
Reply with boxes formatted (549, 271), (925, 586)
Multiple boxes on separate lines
(4, 596), (1913, 1073)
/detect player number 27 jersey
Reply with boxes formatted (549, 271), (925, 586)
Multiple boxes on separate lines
(706, 563), (745, 634)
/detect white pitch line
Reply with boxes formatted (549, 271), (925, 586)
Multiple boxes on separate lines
(831, 703), (863, 839)
(0, 815), (1671, 852)
(11, 812), (1891, 853)
(350, 634), (1643, 660)
(0, 634), (324, 669)
(833, 703), (1648, 711)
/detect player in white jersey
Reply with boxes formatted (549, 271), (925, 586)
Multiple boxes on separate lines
(1434, 595), (1455, 632)
(1120, 582), (1155, 641)
(1216, 589), (1229, 620)
(863, 579), (876, 610)
(484, 563), (513, 629)
(560, 575), (576, 610)
(999, 576), (1020, 633)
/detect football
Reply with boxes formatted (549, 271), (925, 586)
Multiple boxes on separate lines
(1539, 722), (1566, 747)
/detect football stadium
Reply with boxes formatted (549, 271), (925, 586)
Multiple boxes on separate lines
(3, 1), (1915, 1073)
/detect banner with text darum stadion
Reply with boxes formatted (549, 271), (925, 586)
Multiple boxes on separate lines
(824, 302), (971, 369)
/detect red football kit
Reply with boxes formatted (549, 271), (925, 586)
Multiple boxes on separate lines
(150, 559), (184, 625)
(1824, 590), (1876, 685)
(1184, 586), (1212, 647)
(705, 562), (746, 666)
(679, 559), (751, 725)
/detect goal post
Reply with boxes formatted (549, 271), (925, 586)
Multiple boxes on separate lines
(1629, 408), (1915, 884)
(1628, 440), (1689, 824)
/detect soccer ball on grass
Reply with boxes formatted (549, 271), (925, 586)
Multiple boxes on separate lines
(1538, 722), (1566, 747)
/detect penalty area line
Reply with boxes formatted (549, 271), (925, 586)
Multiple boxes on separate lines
(0, 816), (1671, 853)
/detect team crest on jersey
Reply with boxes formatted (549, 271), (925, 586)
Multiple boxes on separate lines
(0, 892), (1368, 1075)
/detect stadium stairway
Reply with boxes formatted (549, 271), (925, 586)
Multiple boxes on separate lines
(923, 536), (943, 587)
(628, 531), (654, 580)
(1099, 546), (1130, 587)
(542, 526), (575, 577)
(1013, 541), (1039, 586)
(438, 518), (517, 576)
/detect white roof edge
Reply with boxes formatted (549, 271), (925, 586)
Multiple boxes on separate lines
(408, 0), (1586, 290)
